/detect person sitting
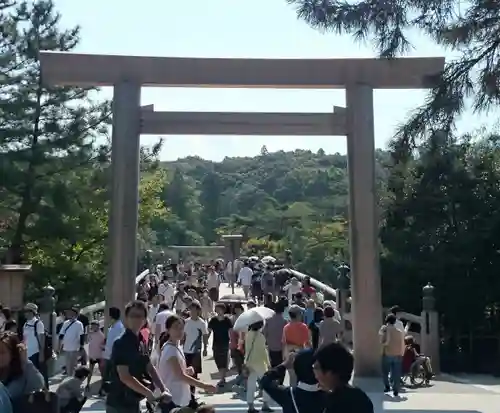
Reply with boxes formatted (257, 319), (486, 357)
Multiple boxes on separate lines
(403, 336), (433, 382)
(57, 366), (90, 413)
(260, 348), (327, 413)
(0, 332), (44, 403)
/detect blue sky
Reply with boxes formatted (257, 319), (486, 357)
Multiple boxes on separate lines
(54, 0), (491, 161)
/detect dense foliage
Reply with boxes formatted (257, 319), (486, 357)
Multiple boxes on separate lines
(0, 0), (168, 305)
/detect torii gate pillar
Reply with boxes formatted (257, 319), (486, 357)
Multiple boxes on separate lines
(106, 81), (142, 311)
(345, 84), (381, 376)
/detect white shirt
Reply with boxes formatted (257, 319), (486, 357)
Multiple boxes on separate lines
(284, 282), (302, 302)
(237, 267), (253, 286)
(104, 320), (125, 360)
(155, 310), (174, 334)
(206, 272), (219, 289)
(183, 318), (208, 354)
(395, 318), (409, 333)
(162, 283), (176, 305)
(23, 318), (45, 357)
(158, 343), (191, 407)
(60, 319), (84, 352)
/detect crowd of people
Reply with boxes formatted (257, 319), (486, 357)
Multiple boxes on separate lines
(0, 256), (433, 413)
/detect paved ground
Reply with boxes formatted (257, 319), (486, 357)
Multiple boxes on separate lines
(67, 284), (500, 412)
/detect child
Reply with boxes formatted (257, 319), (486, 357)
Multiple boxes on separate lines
(86, 321), (104, 394)
(57, 366), (90, 413)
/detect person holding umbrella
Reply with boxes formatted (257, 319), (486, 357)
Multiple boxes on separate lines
(244, 321), (272, 413)
(233, 306), (275, 413)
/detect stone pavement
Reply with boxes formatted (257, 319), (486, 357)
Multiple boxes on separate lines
(73, 283), (500, 412)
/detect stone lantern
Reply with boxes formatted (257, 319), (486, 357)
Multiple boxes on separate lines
(422, 282), (435, 311)
(336, 263), (351, 344)
(284, 250), (293, 268)
(39, 284), (56, 314)
(145, 249), (153, 269)
(0, 264), (32, 310)
(337, 263), (351, 290)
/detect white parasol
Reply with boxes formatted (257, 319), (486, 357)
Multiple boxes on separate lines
(261, 255), (276, 263)
(233, 306), (275, 332)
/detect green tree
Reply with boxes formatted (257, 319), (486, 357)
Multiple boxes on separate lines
(0, 0), (110, 265)
(286, 0), (500, 147)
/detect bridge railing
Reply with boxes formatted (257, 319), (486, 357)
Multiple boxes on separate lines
(288, 267), (439, 371)
(80, 268), (151, 325)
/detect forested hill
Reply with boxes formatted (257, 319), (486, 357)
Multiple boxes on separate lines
(156, 147), (391, 281)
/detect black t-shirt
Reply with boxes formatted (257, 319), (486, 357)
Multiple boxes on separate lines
(309, 322), (320, 350)
(326, 385), (374, 413)
(208, 316), (233, 348)
(106, 329), (150, 408)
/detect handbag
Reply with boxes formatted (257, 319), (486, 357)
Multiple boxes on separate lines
(11, 390), (58, 413)
(242, 335), (257, 377)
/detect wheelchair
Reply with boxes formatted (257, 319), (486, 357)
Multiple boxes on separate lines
(401, 361), (431, 387)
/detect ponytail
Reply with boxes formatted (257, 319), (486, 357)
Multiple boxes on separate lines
(159, 331), (169, 349)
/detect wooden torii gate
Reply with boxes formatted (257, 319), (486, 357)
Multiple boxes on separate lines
(39, 51), (444, 375)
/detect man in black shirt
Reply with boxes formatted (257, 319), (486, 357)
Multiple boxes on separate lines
(76, 306), (89, 365)
(106, 300), (170, 413)
(207, 303), (233, 387)
(312, 342), (374, 413)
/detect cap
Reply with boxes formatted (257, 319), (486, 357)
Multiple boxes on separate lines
(24, 303), (38, 313)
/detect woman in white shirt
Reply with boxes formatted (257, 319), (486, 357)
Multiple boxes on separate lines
(157, 315), (216, 409)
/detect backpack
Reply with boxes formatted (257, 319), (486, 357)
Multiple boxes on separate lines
(31, 320), (53, 360)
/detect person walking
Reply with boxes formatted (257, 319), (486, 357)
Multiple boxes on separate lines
(380, 314), (405, 397)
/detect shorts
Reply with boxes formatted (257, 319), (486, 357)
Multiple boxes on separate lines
(213, 347), (229, 370)
(184, 352), (202, 374)
(89, 358), (101, 364)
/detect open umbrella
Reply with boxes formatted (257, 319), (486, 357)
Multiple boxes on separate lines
(233, 306), (275, 332)
(261, 255), (276, 264)
(219, 294), (247, 304)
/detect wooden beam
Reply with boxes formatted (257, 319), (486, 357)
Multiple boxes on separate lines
(140, 111), (346, 136)
(40, 52), (444, 89)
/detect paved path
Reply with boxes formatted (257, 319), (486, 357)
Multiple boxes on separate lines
(76, 283), (500, 412)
